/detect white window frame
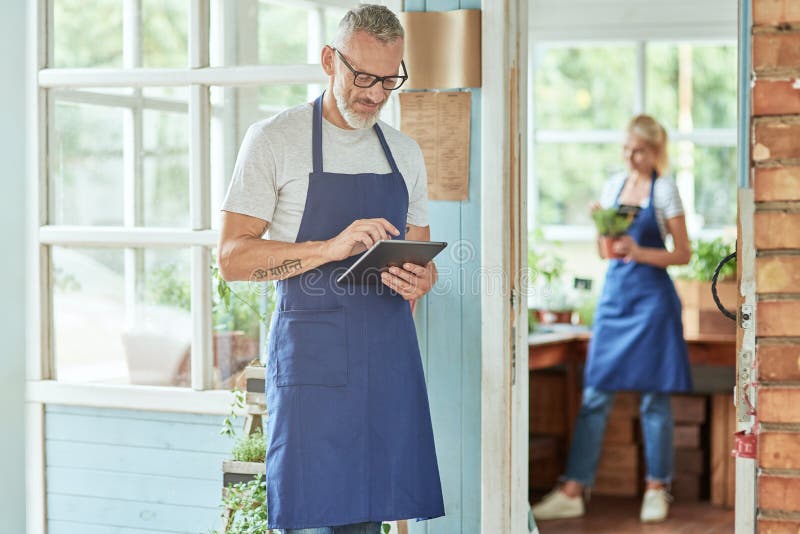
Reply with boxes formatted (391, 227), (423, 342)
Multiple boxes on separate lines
(528, 39), (738, 243)
(25, 0), (401, 414)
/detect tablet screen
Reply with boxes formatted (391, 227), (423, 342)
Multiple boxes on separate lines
(335, 240), (447, 285)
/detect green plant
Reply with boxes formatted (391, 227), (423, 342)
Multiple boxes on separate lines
(220, 388), (246, 439)
(591, 208), (634, 237)
(232, 430), (266, 463)
(527, 229), (565, 285)
(673, 238), (737, 282)
(212, 265), (273, 340)
(212, 474), (268, 534)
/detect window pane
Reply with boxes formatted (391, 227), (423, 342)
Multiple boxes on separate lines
(692, 45), (737, 129)
(50, 89), (190, 227)
(142, 0), (189, 68)
(647, 43), (737, 131)
(51, 96), (125, 226)
(645, 44), (679, 131)
(53, 247), (192, 387)
(693, 145), (737, 228)
(533, 45), (637, 130)
(142, 107), (190, 227)
(535, 143), (623, 226)
(210, 85), (318, 230)
(210, 1), (347, 67)
(211, 251), (273, 390)
(54, 0), (123, 68)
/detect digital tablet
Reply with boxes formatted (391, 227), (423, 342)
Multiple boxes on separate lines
(335, 239), (447, 285)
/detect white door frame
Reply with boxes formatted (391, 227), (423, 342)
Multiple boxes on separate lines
(481, 0), (530, 532)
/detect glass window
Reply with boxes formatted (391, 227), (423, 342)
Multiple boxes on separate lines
(53, 247), (192, 387)
(51, 97), (125, 226)
(533, 45), (637, 131)
(141, 0), (189, 68)
(535, 143), (623, 226)
(53, 0), (123, 68)
(142, 107), (190, 227)
(693, 145), (737, 228)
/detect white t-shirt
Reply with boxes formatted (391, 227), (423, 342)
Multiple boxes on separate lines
(221, 103), (429, 243)
(599, 172), (685, 242)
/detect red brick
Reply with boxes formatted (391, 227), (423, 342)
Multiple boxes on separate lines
(759, 474), (800, 512)
(754, 166), (800, 201)
(759, 387), (800, 424)
(759, 518), (800, 534)
(754, 213), (800, 250)
(759, 432), (800, 469)
(753, 33), (800, 75)
(753, 0), (800, 26)
(758, 343), (800, 382)
(758, 301), (800, 337)
(757, 256), (800, 293)
(753, 118), (800, 162)
(754, 80), (800, 116)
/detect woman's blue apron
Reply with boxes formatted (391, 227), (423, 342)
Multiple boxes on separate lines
(264, 94), (445, 530)
(584, 172), (693, 393)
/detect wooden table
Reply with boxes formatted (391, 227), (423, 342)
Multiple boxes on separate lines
(528, 327), (736, 440)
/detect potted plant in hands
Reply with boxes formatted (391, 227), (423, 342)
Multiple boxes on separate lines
(591, 207), (635, 259)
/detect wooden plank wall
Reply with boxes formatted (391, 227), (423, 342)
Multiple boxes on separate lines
(44, 405), (230, 533)
(404, 2), (482, 533)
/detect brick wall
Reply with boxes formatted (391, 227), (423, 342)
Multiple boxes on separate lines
(751, 1), (800, 532)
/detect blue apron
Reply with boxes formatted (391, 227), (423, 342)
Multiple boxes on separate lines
(264, 94), (445, 530)
(584, 172), (693, 393)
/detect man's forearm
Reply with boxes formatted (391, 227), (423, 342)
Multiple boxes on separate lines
(219, 237), (331, 282)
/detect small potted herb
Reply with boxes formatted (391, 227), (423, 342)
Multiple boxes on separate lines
(591, 208), (635, 259)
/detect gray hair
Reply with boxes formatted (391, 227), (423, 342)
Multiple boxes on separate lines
(332, 4), (404, 48)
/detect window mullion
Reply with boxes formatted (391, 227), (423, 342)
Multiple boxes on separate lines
(189, 0), (213, 391)
(123, 0), (144, 334)
(635, 41), (645, 115)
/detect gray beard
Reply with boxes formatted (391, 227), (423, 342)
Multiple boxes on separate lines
(333, 81), (380, 129)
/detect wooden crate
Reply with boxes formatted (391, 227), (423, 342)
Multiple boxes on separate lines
(674, 424), (702, 449)
(672, 395), (707, 424)
(530, 371), (567, 435)
(674, 280), (737, 336)
(603, 416), (636, 445)
(711, 393), (736, 508)
(675, 447), (705, 475)
(594, 443), (640, 497)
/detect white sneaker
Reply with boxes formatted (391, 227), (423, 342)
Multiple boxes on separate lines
(640, 488), (671, 523)
(531, 488), (585, 520)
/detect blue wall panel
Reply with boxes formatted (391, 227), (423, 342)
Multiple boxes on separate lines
(406, 1), (482, 533)
(45, 405), (231, 533)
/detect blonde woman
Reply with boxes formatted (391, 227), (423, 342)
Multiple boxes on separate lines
(532, 115), (693, 523)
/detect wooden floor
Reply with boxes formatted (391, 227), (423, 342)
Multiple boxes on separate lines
(533, 496), (735, 534)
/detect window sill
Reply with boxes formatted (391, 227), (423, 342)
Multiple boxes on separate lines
(26, 380), (242, 415)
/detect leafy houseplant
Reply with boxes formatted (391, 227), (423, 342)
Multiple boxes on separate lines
(591, 208), (635, 259)
(527, 230), (574, 324)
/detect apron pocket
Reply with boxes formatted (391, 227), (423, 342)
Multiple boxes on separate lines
(273, 307), (348, 387)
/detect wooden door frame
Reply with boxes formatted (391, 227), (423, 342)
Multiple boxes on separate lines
(480, 0), (530, 532)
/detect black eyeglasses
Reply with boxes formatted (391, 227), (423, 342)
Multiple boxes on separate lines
(332, 47), (408, 90)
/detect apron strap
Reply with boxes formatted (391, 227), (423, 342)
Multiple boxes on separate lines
(312, 93), (325, 174)
(373, 123), (401, 176)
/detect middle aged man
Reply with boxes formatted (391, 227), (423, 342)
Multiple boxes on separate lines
(217, 5), (445, 533)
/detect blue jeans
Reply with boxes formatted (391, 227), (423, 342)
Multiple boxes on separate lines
(282, 522), (382, 534)
(563, 387), (674, 487)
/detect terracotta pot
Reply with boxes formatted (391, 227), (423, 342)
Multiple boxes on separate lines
(599, 236), (625, 259)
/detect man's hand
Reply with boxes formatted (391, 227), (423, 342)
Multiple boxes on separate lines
(322, 218), (400, 262)
(381, 261), (438, 301)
